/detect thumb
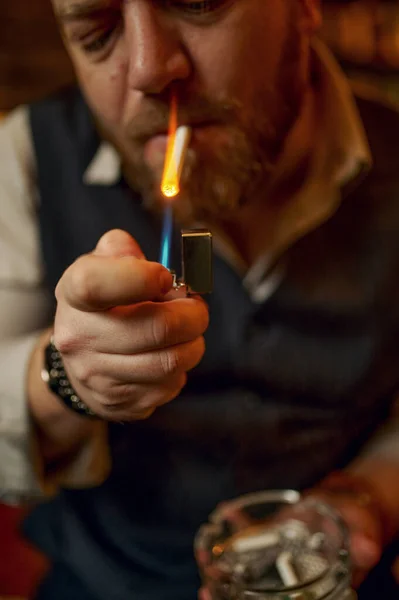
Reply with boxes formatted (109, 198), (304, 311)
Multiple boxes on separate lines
(94, 229), (145, 259)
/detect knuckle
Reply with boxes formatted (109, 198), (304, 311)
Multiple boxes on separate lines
(97, 391), (129, 412)
(71, 360), (95, 387)
(96, 229), (137, 256)
(106, 382), (137, 403)
(68, 258), (97, 306)
(53, 327), (78, 355)
(159, 348), (182, 377)
(100, 395), (124, 410)
(151, 307), (177, 347)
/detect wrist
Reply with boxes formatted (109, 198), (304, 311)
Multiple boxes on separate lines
(28, 328), (100, 465)
(41, 336), (98, 419)
(28, 329), (84, 422)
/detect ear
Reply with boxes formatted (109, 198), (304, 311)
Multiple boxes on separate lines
(299, 0), (322, 34)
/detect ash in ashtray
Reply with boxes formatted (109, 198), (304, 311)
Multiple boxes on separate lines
(213, 519), (331, 591)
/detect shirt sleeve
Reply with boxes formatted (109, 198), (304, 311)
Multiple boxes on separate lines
(0, 107), (110, 503)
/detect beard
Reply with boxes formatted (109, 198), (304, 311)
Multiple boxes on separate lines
(105, 19), (305, 226)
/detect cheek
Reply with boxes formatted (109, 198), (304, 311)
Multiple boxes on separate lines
(185, 4), (286, 107)
(72, 53), (129, 127)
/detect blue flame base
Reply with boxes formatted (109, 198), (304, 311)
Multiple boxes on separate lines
(159, 204), (173, 269)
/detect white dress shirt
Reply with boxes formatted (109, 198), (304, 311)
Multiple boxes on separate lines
(0, 41), (398, 502)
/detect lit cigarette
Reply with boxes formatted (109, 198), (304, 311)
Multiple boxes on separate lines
(161, 125), (191, 198)
(159, 124), (191, 268)
(173, 125), (191, 182)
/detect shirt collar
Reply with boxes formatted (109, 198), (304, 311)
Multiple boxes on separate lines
(244, 40), (373, 299)
(83, 141), (121, 185)
(312, 38), (372, 187)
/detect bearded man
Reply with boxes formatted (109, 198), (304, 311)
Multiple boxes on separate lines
(0, 1), (398, 598)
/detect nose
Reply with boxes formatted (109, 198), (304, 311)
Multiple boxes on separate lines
(125, 1), (191, 95)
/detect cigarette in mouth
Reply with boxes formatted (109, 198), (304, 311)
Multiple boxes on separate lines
(173, 125), (191, 182)
(161, 125), (192, 198)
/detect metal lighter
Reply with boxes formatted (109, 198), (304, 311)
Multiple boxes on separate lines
(172, 229), (213, 295)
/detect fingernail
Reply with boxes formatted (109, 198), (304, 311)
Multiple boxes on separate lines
(160, 270), (173, 294)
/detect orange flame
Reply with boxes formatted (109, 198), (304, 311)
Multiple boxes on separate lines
(161, 94), (179, 199)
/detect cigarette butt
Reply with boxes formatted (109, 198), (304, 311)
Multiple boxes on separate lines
(231, 531), (279, 554)
(276, 551), (299, 586)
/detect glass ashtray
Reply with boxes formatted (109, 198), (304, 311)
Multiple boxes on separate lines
(195, 490), (355, 600)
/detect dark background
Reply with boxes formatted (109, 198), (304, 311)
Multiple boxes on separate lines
(0, 0), (74, 111)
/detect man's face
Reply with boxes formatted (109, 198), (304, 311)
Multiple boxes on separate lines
(53, 0), (321, 222)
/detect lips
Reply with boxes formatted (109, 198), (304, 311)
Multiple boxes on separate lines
(142, 119), (218, 139)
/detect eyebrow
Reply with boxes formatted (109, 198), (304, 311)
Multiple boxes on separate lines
(55, 0), (117, 22)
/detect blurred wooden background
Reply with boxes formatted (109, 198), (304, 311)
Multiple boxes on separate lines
(0, 0), (74, 111)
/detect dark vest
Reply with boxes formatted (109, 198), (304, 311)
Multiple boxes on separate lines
(25, 89), (399, 600)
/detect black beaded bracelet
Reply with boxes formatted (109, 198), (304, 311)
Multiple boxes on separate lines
(41, 337), (97, 418)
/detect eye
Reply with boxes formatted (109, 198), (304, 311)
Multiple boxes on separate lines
(67, 11), (122, 59)
(82, 27), (115, 54)
(170, 0), (229, 16)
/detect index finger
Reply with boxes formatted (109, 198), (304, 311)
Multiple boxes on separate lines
(56, 254), (173, 311)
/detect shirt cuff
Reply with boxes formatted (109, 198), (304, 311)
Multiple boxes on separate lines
(0, 333), (110, 504)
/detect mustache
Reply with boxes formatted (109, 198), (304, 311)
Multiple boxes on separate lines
(124, 96), (241, 140)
